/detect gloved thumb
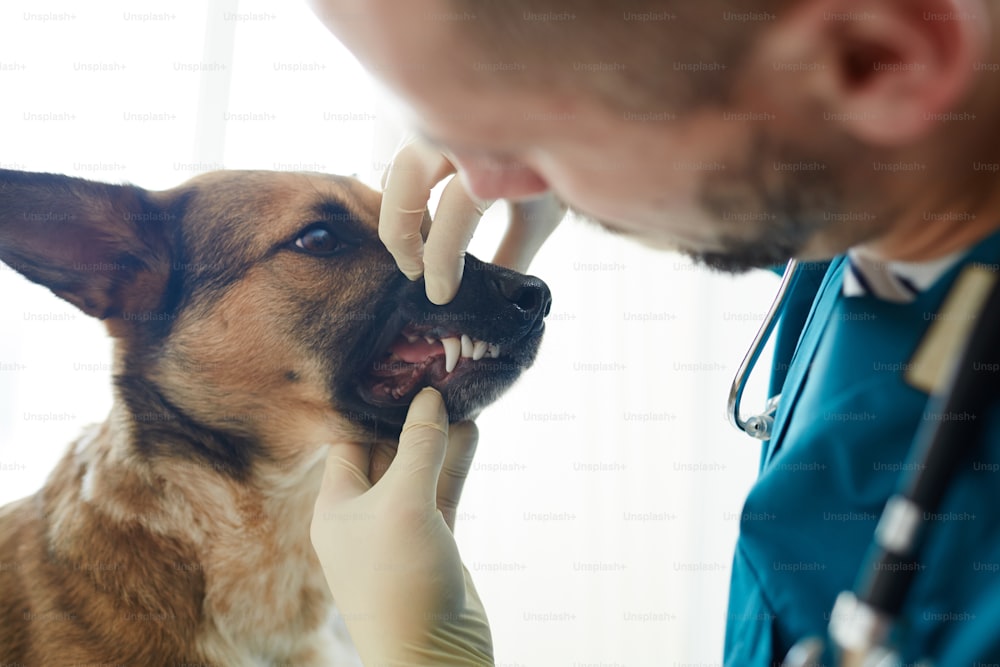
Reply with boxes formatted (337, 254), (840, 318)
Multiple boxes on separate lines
(316, 440), (373, 508)
(383, 387), (449, 502)
(437, 421), (478, 531)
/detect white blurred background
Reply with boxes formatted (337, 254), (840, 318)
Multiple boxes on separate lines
(0, 1), (779, 664)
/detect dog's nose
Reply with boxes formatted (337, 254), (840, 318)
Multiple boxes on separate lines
(487, 272), (552, 324)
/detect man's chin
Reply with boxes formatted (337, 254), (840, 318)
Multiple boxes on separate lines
(680, 242), (798, 274)
(684, 250), (763, 274)
(677, 217), (834, 274)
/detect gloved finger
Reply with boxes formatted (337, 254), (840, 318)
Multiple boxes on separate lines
(492, 193), (566, 273)
(423, 177), (494, 305)
(383, 387), (449, 501)
(315, 441), (373, 509)
(379, 139), (457, 281)
(436, 421), (479, 532)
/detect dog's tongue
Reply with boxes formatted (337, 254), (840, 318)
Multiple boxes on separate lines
(389, 337), (443, 364)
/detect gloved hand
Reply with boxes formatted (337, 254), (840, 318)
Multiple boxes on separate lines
(311, 388), (493, 666)
(380, 135), (565, 305)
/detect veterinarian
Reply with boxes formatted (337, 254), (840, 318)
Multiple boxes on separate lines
(308, 1), (1000, 665)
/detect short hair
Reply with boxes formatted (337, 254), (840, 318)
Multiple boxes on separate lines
(446, 1), (791, 111)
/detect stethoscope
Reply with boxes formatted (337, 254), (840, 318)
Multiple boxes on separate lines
(727, 259), (1000, 667)
(727, 259), (799, 440)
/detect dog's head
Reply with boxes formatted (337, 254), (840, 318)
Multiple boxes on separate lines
(0, 169), (549, 473)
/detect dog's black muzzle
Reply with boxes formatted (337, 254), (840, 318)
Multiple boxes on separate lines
(415, 254), (552, 341)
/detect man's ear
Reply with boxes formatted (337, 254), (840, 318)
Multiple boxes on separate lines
(0, 169), (177, 321)
(756, 0), (988, 145)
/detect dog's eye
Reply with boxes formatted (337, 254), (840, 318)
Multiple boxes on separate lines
(294, 226), (344, 256)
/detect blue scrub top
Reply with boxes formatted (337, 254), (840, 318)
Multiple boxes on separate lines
(723, 232), (1000, 665)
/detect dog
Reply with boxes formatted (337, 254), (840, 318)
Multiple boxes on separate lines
(0, 168), (550, 666)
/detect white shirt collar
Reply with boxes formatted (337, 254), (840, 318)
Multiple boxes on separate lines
(842, 247), (969, 303)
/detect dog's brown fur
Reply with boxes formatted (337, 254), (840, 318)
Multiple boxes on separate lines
(0, 169), (549, 666)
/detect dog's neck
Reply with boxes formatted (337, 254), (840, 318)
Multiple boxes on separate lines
(74, 401), (329, 536)
(50, 400), (339, 660)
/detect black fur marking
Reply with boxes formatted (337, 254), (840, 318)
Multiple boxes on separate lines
(142, 191), (193, 341)
(115, 374), (266, 482)
(311, 201), (370, 243)
(174, 225), (256, 302)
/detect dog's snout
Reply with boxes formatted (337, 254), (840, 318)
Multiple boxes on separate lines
(488, 273), (552, 322)
(426, 254), (553, 337)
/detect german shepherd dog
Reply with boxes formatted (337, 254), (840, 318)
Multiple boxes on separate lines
(0, 169), (550, 665)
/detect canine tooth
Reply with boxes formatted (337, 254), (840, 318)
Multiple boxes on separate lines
(461, 334), (474, 358)
(442, 337), (461, 373)
(487, 343), (500, 359)
(472, 340), (488, 361)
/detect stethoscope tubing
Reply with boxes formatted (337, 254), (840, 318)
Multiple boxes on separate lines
(727, 259), (800, 440)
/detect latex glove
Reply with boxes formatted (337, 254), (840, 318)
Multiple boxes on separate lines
(311, 388), (493, 666)
(380, 135), (565, 305)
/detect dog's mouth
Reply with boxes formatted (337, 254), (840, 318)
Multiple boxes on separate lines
(338, 256), (550, 430)
(363, 322), (505, 404)
(343, 306), (545, 429)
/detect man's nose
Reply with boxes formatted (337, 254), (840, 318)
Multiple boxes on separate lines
(454, 156), (550, 201)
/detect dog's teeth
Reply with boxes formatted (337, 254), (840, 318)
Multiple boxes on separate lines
(487, 343), (501, 359)
(424, 336), (437, 345)
(406, 333), (420, 343)
(461, 334), (474, 358)
(472, 340), (488, 361)
(442, 337), (461, 373)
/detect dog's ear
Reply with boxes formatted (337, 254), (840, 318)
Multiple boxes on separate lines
(0, 169), (177, 320)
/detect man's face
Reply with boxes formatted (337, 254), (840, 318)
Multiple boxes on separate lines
(315, 0), (889, 272)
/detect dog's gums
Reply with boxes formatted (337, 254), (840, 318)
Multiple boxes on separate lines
(365, 322), (503, 401)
